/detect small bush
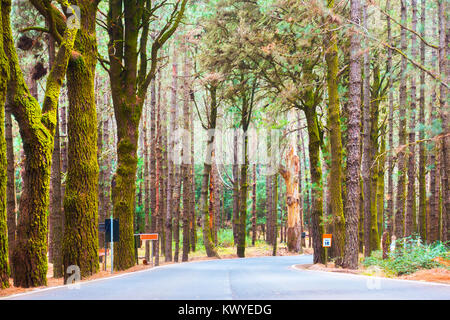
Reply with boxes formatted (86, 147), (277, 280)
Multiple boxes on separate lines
(362, 235), (449, 276)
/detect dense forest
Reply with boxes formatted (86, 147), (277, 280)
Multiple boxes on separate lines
(0, 0), (448, 289)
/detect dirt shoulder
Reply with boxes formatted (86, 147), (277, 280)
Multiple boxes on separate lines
(294, 262), (450, 285)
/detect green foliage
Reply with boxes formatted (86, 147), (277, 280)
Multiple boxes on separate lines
(362, 235), (449, 276)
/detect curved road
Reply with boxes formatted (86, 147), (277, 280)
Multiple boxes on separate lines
(3, 255), (450, 300)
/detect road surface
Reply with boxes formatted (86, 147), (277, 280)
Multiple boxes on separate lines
(3, 255), (450, 300)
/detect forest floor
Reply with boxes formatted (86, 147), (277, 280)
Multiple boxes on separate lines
(295, 257), (450, 285)
(0, 240), (311, 297)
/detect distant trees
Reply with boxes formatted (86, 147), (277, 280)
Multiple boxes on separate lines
(105, 0), (187, 270)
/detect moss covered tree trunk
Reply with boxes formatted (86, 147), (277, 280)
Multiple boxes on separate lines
(199, 86), (219, 258)
(304, 106), (325, 264)
(107, 0), (186, 269)
(237, 128), (249, 258)
(324, 3), (345, 265)
(369, 63), (380, 253)
(63, 1), (100, 280)
(0, 0), (9, 288)
(3, 0), (76, 287)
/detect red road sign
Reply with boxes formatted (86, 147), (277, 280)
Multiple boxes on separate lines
(140, 233), (158, 241)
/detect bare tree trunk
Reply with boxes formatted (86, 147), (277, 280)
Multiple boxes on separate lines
(395, 0), (408, 240)
(343, 0), (362, 269)
(406, 0), (418, 237)
(383, 0), (395, 259)
(438, 0), (449, 242)
(232, 129), (240, 245)
(418, 0), (427, 241)
(252, 164), (257, 246)
(428, 7), (439, 243)
(149, 77), (158, 261)
(181, 36), (191, 261)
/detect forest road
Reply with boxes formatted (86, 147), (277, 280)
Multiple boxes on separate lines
(4, 255), (450, 300)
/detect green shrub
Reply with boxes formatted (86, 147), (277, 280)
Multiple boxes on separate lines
(362, 235), (449, 276)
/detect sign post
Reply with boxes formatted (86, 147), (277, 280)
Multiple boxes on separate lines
(110, 215), (113, 274)
(134, 233), (158, 266)
(322, 234), (332, 267)
(105, 218), (119, 274)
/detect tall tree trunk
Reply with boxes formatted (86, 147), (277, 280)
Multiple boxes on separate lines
(383, 0), (394, 259)
(280, 109), (302, 253)
(272, 174), (278, 256)
(171, 44), (181, 263)
(369, 63), (380, 253)
(232, 129), (240, 245)
(324, 1), (345, 265)
(5, 107), (15, 278)
(63, 1), (100, 280)
(200, 85), (220, 258)
(252, 164), (257, 246)
(437, 0), (449, 243)
(4, 0), (77, 286)
(190, 88), (196, 253)
(418, 0), (427, 241)
(304, 106), (325, 264)
(50, 100), (63, 278)
(237, 92), (251, 258)
(159, 81), (168, 259)
(406, 0), (418, 237)
(395, 0), (408, 240)
(428, 7), (439, 243)
(150, 78), (158, 259)
(343, 0), (362, 269)
(107, 0), (186, 270)
(0, 1), (9, 288)
(361, 1), (372, 257)
(181, 37), (191, 261)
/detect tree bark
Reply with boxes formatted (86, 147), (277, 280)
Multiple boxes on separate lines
(405, 0), (418, 237)
(0, 0), (9, 288)
(437, 0), (449, 243)
(418, 0), (427, 241)
(63, 1), (100, 280)
(395, 0), (408, 240)
(5, 107), (15, 278)
(343, 0), (362, 269)
(324, 2), (345, 264)
(4, 0), (77, 287)
(304, 106), (325, 264)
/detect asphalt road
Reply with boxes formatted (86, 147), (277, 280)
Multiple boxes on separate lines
(4, 255), (450, 300)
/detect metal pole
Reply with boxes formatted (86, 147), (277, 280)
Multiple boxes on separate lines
(151, 240), (153, 267)
(111, 216), (114, 274)
(104, 236), (107, 271)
